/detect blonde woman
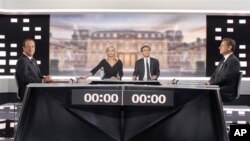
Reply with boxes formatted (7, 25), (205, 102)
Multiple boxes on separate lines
(80, 46), (123, 80)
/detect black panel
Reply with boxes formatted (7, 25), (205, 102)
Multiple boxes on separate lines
(125, 93), (222, 141)
(207, 15), (250, 77)
(0, 15), (50, 75)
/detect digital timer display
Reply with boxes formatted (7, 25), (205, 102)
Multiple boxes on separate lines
(72, 89), (122, 105)
(131, 94), (166, 104)
(71, 89), (174, 106)
(83, 93), (119, 103)
(123, 90), (174, 106)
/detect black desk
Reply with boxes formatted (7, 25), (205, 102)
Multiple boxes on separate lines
(15, 82), (228, 141)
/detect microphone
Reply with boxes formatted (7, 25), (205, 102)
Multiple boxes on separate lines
(171, 78), (179, 85)
(70, 78), (74, 83)
(76, 77), (80, 83)
(172, 78), (176, 84)
(175, 80), (179, 85)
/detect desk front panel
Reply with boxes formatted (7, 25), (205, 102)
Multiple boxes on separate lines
(15, 84), (227, 141)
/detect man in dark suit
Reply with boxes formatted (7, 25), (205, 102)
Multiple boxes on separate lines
(15, 39), (51, 100)
(206, 38), (240, 102)
(132, 45), (160, 80)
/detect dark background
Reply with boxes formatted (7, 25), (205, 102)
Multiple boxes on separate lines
(0, 15), (50, 75)
(206, 15), (250, 77)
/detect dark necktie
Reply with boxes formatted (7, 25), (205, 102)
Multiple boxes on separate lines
(218, 57), (225, 72)
(146, 58), (151, 80)
(31, 58), (40, 72)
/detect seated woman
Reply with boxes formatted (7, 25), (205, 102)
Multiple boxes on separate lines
(80, 46), (123, 80)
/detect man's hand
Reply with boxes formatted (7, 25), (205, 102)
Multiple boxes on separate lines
(110, 76), (119, 80)
(43, 75), (52, 83)
(132, 76), (137, 80)
(151, 75), (158, 80)
(204, 81), (210, 85)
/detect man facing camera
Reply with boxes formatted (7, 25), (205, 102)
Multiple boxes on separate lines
(205, 38), (240, 102)
(15, 39), (52, 100)
(132, 45), (160, 80)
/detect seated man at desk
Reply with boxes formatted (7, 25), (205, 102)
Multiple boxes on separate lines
(205, 38), (240, 102)
(132, 45), (160, 81)
(15, 39), (52, 100)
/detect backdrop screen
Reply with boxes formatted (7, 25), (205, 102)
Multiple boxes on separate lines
(1, 13), (248, 77)
(49, 13), (206, 77)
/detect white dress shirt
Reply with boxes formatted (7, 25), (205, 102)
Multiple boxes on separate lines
(143, 57), (151, 80)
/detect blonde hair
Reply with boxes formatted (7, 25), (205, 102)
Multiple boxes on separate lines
(106, 46), (118, 61)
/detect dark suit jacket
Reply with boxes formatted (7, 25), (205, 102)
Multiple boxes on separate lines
(133, 57), (160, 80)
(210, 54), (240, 102)
(15, 54), (42, 100)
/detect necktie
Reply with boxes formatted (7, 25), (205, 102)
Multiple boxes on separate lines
(218, 57), (225, 72)
(31, 58), (39, 72)
(146, 58), (151, 80)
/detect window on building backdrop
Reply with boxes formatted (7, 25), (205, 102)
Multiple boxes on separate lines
(49, 13), (206, 77)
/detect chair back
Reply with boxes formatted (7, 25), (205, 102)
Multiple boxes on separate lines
(235, 71), (242, 99)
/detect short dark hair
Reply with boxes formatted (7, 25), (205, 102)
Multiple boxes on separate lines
(22, 39), (35, 47)
(222, 38), (236, 52)
(140, 45), (151, 52)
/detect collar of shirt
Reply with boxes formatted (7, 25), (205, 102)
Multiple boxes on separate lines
(144, 57), (150, 63)
(23, 52), (33, 60)
(223, 52), (233, 62)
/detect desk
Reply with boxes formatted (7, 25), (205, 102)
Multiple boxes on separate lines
(15, 82), (228, 141)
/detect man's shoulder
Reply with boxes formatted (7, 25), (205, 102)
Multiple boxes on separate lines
(18, 54), (28, 60)
(150, 57), (159, 61)
(17, 55), (30, 64)
(136, 58), (144, 62)
(228, 54), (240, 62)
(134, 58), (143, 66)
